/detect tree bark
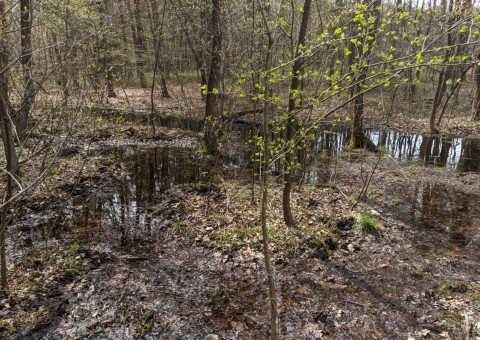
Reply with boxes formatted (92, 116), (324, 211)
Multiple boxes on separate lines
(0, 0), (18, 291)
(204, 0), (222, 155)
(17, 0), (34, 142)
(472, 55), (480, 120)
(128, 0), (148, 88)
(350, 0), (380, 147)
(282, 0), (312, 228)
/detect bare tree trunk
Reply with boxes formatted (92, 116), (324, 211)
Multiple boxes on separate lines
(473, 54), (480, 120)
(430, 69), (446, 134)
(282, 0), (312, 228)
(429, 0), (456, 134)
(98, 0), (117, 98)
(160, 73), (169, 98)
(149, 0), (170, 99)
(350, 0), (380, 147)
(0, 0), (18, 291)
(128, 0), (148, 88)
(352, 70), (367, 146)
(149, 0), (169, 135)
(257, 1), (278, 336)
(204, 0), (222, 155)
(118, 2), (134, 80)
(17, 0), (34, 142)
(106, 68), (116, 98)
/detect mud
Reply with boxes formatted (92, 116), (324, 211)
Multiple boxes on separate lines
(2, 120), (480, 339)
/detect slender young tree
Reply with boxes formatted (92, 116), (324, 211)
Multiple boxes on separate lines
(282, 0), (312, 228)
(129, 0), (148, 88)
(149, 0), (169, 135)
(17, 0), (34, 142)
(148, 0), (170, 99)
(473, 53), (480, 120)
(204, 0), (222, 155)
(0, 0), (18, 291)
(256, 2), (282, 337)
(97, 0), (117, 98)
(350, 0), (381, 147)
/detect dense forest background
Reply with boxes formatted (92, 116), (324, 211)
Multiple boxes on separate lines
(1, 0), (480, 338)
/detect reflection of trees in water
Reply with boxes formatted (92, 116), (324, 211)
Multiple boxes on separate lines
(406, 181), (477, 249)
(270, 124), (479, 173)
(161, 148), (170, 191)
(304, 127), (480, 185)
(48, 147), (219, 245)
(459, 138), (480, 172)
(365, 129), (477, 170)
(418, 136), (451, 167)
(302, 131), (343, 185)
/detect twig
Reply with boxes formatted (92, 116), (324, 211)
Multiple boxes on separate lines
(351, 150), (382, 210)
(465, 312), (470, 340)
(343, 299), (371, 310)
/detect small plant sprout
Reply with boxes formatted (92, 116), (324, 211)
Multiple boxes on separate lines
(168, 220), (189, 235)
(357, 211), (381, 236)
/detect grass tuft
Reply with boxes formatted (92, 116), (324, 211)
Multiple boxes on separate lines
(357, 211), (381, 236)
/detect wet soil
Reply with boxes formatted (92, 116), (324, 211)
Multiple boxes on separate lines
(1, 114), (480, 339)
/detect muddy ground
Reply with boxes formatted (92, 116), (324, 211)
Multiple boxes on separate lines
(1, 90), (480, 339)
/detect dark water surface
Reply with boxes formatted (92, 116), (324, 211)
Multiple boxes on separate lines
(386, 181), (480, 253)
(22, 123), (480, 253)
(50, 146), (248, 244)
(98, 111), (480, 172)
(12, 123), (479, 339)
(306, 124), (480, 172)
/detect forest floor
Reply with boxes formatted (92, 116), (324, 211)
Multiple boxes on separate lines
(114, 86), (480, 137)
(41, 84), (480, 137)
(1, 86), (480, 339)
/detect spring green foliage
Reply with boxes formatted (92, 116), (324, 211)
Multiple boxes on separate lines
(357, 211), (381, 236)
(168, 220), (189, 235)
(2, 0), (476, 111)
(223, 0), (479, 176)
(440, 281), (480, 301)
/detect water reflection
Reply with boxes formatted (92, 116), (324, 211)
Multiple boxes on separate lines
(56, 147), (220, 243)
(311, 129), (347, 157)
(458, 138), (480, 172)
(366, 130), (479, 172)
(96, 109), (480, 173)
(389, 181), (480, 252)
(303, 126), (480, 178)
(45, 125), (479, 247)
(270, 124), (480, 186)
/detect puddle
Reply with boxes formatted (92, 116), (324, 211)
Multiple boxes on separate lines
(386, 181), (480, 254)
(95, 107), (480, 173)
(300, 126), (480, 186)
(366, 130), (480, 172)
(308, 125), (480, 172)
(27, 125), (479, 248)
(10, 124), (480, 339)
(33, 146), (249, 245)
